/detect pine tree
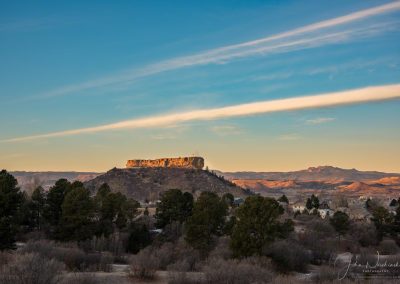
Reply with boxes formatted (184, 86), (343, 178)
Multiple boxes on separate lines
(306, 198), (313, 210)
(59, 187), (95, 241)
(185, 192), (227, 252)
(155, 189), (193, 228)
(230, 195), (293, 257)
(0, 170), (25, 250)
(278, 195), (289, 204)
(330, 211), (350, 241)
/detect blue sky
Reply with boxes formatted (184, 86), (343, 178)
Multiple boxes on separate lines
(0, 0), (399, 172)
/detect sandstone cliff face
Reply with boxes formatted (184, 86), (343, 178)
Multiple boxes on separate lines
(126, 157), (204, 170)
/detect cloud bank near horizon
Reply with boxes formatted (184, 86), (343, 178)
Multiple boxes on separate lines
(36, 1), (400, 99)
(4, 84), (400, 142)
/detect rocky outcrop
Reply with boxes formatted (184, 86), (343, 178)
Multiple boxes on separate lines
(126, 157), (204, 170)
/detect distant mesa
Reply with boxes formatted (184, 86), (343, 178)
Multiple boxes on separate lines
(126, 156), (204, 170)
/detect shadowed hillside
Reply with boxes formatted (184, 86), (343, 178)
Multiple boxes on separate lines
(84, 167), (249, 201)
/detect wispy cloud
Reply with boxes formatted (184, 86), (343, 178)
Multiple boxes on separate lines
(32, 2), (400, 99)
(3, 84), (400, 142)
(306, 117), (336, 125)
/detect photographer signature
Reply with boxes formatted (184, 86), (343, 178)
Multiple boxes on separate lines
(334, 251), (400, 280)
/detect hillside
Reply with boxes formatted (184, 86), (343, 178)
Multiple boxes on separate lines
(232, 179), (300, 191)
(84, 167), (248, 201)
(219, 166), (400, 182)
(10, 166), (400, 198)
(369, 176), (400, 185)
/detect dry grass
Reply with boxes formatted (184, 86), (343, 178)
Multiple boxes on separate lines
(0, 252), (64, 284)
(203, 257), (273, 284)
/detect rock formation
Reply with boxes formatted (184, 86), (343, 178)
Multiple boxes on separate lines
(126, 157), (204, 170)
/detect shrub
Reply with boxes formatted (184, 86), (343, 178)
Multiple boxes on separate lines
(378, 239), (399, 255)
(203, 257), (273, 284)
(0, 251), (13, 268)
(78, 232), (129, 256)
(167, 260), (202, 284)
(130, 249), (160, 279)
(266, 240), (310, 273)
(21, 240), (112, 271)
(208, 237), (232, 260)
(167, 259), (192, 272)
(154, 242), (176, 269)
(298, 232), (336, 265)
(0, 253), (64, 284)
(349, 222), (378, 247)
(143, 238), (201, 272)
(307, 219), (335, 238)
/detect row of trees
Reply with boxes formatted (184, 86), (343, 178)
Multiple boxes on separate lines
(154, 189), (294, 256)
(0, 170), (140, 250)
(1, 168), (295, 257)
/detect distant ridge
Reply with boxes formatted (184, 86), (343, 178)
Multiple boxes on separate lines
(11, 171), (101, 190)
(218, 166), (400, 182)
(9, 166), (400, 196)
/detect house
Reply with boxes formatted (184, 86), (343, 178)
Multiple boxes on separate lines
(317, 209), (334, 219)
(292, 203), (306, 213)
(319, 201), (330, 210)
(233, 197), (244, 206)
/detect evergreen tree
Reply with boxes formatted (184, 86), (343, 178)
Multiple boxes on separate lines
(230, 196), (293, 257)
(330, 211), (350, 240)
(126, 223), (151, 253)
(185, 192), (227, 252)
(43, 179), (71, 228)
(306, 198), (313, 210)
(94, 183), (140, 235)
(31, 186), (45, 230)
(370, 206), (394, 240)
(155, 189), (193, 228)
(0, 170), (25, 250)
(94, 183), (116, 236)
(19, 186), (46, 232)
(222, 193), (234, 207)
(59, 187), (95, 241)
(389, 199), (398, 207)
(311, 194), (320, 209)
(278, 194), (289, 204)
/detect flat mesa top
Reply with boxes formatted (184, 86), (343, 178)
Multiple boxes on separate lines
(126, 157), (204, 169)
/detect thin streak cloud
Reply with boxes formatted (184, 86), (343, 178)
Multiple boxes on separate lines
(306, 117), (336, 125)
(4, 84), (400, 142)
(36, 1), (400, 99)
